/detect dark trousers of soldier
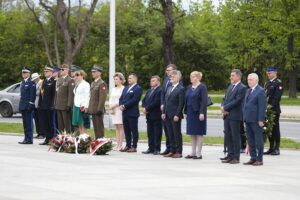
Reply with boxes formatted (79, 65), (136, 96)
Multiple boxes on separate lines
(33, 108), (43, 136)
(21, 110), (34, 143)
(92, 114), (104, 138)
(40, 109), (54, 141)
(268, 113), (281, 150)
(56, 110), (72, 133)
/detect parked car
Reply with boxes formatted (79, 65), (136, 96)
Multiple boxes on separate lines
(0, 83), (21, 117)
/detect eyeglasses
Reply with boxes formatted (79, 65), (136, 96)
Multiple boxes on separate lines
(75, 73), (81, 77)
(60, 69), (65, 71)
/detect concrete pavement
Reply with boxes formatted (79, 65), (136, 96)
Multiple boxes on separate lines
(0, 135), (299, 200)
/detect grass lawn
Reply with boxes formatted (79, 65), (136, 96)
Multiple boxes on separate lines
(1, 122), (299, 149)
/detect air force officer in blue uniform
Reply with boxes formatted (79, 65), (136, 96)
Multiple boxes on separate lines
(19, 67), (36, 144)
(243, 73), (266, 166)
(119, 73), (142, 152)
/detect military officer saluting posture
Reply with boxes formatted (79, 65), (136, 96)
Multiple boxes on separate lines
(264, 66), (283, 155)
(54, 64), (74, 134)
(19, 67), (36, 144)
(39, 66), (57, 145)
(87, 65), (107, 138)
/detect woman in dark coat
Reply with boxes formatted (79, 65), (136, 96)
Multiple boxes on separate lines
(184, 71), (208, 159)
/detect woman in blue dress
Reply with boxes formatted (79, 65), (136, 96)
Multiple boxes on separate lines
(184, 71), (208, 159)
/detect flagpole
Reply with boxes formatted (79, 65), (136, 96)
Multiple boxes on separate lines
(108, 0), (116, 129)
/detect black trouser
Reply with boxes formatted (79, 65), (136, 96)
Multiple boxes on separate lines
(163, 121), (170, 152)
(240, 121), (247, 149)
(33, 108), (43, 136)
(40, 109), (54, 141)
(146, 119), (162, 152)
(123, 116), (139, 148)
(224, 118), (241, 160)
(268, 113), (281, 150)
(165, 117), (182, 154)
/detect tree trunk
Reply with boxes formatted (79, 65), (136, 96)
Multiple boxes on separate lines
(287, 33), (298, 98)
(161, 0), (175, 65)
(54, 22), (61, 66)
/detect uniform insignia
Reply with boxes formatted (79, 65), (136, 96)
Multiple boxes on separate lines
(279, 86), (283, 90)
(72, 83), (74, 86)
(102, 86), (106, 90)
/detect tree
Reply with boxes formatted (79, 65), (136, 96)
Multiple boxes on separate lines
(148, 0), (184, 66)
(25, 0), (99, 65)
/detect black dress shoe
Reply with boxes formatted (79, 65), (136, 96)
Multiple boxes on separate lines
(271, 149), (280, 155)
(193, 156), (203, 159)
(264, 149), (273, 155)
(18, 141), (33, 144)
(37, 135), (45, 139)
(220, 156), (229, 161)
(160, 149), (170, 155)
(142, 149), (154, 154)
(39, 141), (49, 145)
(222, 159), (232, 163)
(153, 151), (160, 155)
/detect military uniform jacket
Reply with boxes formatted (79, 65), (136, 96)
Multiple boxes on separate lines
(264, 78), (283, 114)
(88, 78), (107, 114)
(19, 78), (36, 111)
(38, 77), (56, 110)
(54, 75), (74, 110)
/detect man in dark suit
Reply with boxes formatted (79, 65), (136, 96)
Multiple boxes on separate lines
(119, 73), (142, 153)
(221, 69), (247, 164)
(142, 75), (162, 155)
(264, 66), (283, 156)
(243, 73), (266, 166)
(160, 64), (180, 155)
(39, 66), (57, 145)
(19, 67), (36, 144)
(162, 70), (185, 158)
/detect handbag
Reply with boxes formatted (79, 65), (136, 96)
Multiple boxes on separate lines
(207, 96), (214, 107)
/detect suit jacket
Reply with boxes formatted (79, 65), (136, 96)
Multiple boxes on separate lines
(184, 84), (208, 115)
(264, 78), (283, 114)
(163, 84), (185, 119)
(119, 84), (142, 118)
(243, 85), (266, 123)
(38, 77), (56, 110)
(222, 82), (247, 121)
(88, 78), (107, 114)
(54, 75), (74, 110)
(19, 78), (36, 111)
(142, 87), (162, 121)
(161, 75), (183, 104)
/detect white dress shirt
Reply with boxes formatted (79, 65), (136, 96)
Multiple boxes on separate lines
(73, 80), (90, 108)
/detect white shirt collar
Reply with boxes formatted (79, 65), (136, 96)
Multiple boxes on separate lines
(63, 75), (68, 79)
(270, 77), (276, 82)
(233, 81), (241, 86)
(24, 78), (29, 82)
(128, 83), (137, 90)
(251, 84), (258, 90)
(172, 83), (179, 91)
(94, 77), (100, 82)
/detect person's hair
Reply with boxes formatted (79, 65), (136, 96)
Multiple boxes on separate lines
(129, 73), (138, 80)
(151, 75), (160, 82)
(171, 70), (182, 80)
(231, 69), (242, 78)
(113, 72), (125, 84)
(190, 71), (203, 81)
(166, 63), (177, 70)
(248, 73), (259, 81)
(77, 70), (87, 79)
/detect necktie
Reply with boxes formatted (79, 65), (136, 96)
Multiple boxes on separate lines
(247, 88), (252, 97)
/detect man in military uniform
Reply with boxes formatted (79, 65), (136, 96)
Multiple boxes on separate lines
(39, 66), (57, 145)
(54, 64), (74, 134)
(19, 67), (36, 144)
(87, 65), (107, 138)
(264, 66), (283, 155)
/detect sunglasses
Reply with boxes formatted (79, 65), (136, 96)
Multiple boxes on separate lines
(60, 68), (66, 71)
(75, 73), (81, 77)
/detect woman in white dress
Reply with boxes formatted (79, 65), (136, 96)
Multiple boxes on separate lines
(72, 70), (90, 134)
(109, 72), (125, 150)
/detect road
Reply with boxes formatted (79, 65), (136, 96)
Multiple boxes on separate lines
(1, 135), (300, 200)
(1, 114), (300, 141)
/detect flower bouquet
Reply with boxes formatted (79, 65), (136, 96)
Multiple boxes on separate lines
(89, 138), (113, 156)
(74, 133), (92, 154)
(263, 105), (275, 142)
(48, 134), (66, 152)
(61, 135), (76, 153)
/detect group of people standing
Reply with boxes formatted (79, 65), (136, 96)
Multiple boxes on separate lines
(18, 63), (283, 166)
